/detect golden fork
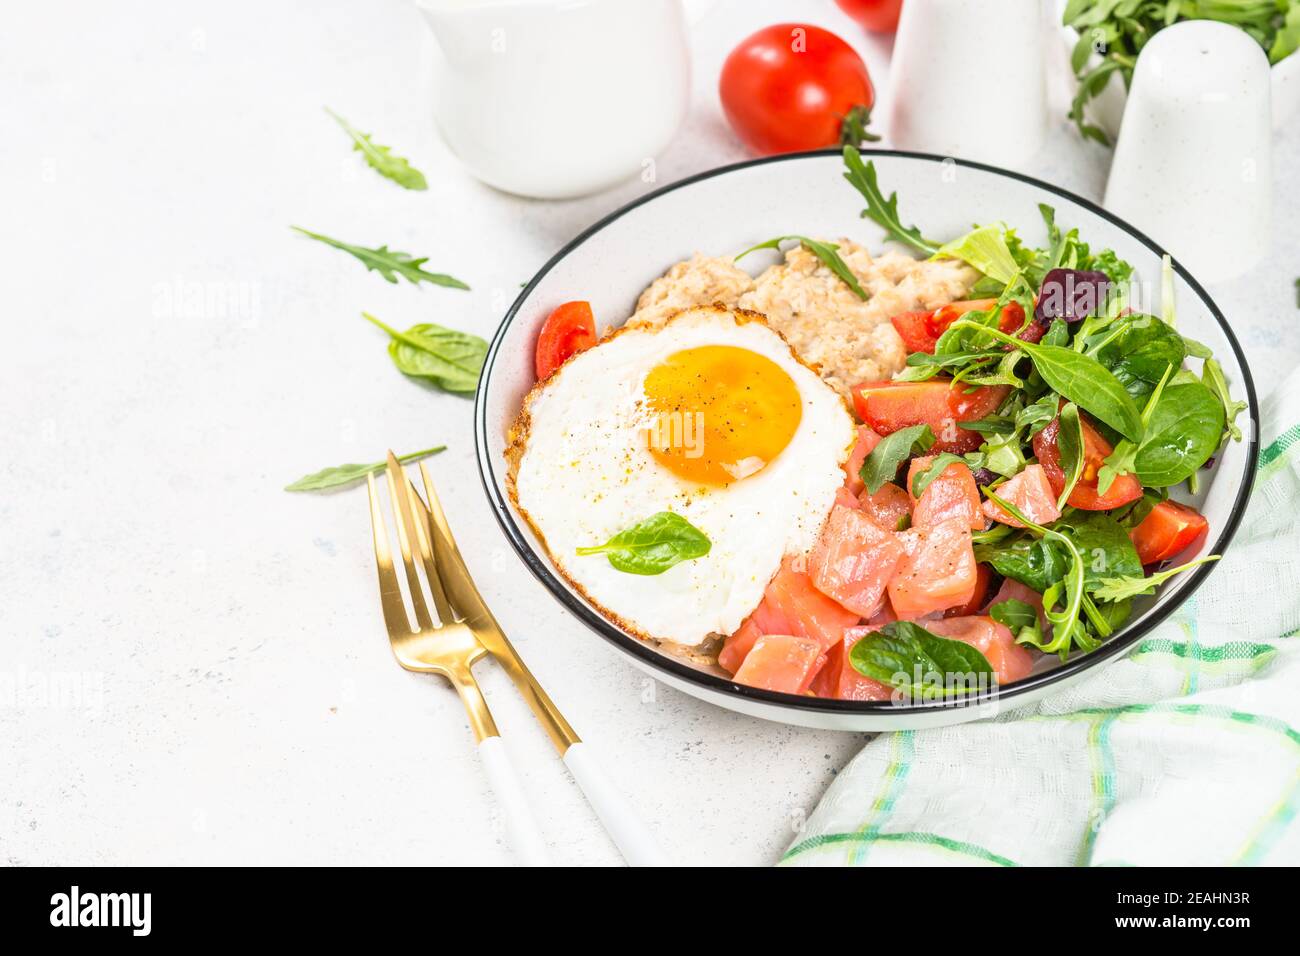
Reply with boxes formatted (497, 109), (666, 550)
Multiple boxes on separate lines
(372, 453), (668, 866)
(368, 463), (550, 865)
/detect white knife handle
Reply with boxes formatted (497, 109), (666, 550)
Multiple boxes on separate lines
(563, 741), (670, 867)
(478, 736), (552, 866)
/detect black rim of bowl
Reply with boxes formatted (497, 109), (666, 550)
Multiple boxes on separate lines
(473, 148), (1260, 716)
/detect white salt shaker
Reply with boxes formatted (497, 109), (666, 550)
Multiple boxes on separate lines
(1104, 21), (1272, 283)
(886, 0), (1047, 168)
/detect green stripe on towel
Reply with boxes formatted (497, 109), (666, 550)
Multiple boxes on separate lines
(783, 829), (1018, 866)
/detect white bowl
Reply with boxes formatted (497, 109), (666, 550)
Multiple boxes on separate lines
(1057, 4), (1300, 141)
(475, 150), (1259, 731)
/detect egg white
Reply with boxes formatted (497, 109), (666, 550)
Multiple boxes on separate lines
(511, 307), (856, 647)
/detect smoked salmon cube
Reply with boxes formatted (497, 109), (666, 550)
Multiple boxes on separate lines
(810, 626), (895, 701)
(808, 505), (904, 617)
(733, 634), (825, 694)
(887, 517), (978, 619)
(843, 425), (883, 495)
(719, 616), (762, 675)
(907, 456), (985, 531)
(982, 463), (1061, 528)
(923, 615), (1034, 685)
(858, 481), (911, 530)
(751, 556), (861, 653)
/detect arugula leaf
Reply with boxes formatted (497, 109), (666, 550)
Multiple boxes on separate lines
(1056, 402), (1086, 509)
(841, 147), (941, 256)
(736, 235), (868, 300)
(849, 620), (995, 697)
(575, 512), (710, 575)
(860, 424), (935, 494)
(1092, 556), (1221, 603)
(284, 445), (446, 492)
(292, 227), (469, 288)
(363, 312), (487, 394)
(934, 224), (1022, 285)
(326, 108), (428, 190)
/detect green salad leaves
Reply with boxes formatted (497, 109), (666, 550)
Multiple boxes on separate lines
(849, 620), (995, 698)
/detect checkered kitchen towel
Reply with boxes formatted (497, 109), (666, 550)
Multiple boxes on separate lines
(782, 372), (1300, 867)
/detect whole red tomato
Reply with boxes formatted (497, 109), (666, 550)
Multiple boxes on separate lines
(719, 23), (875, 156)
(835, 0), (904, 33)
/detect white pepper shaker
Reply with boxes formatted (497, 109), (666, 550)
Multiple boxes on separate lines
(1104, 20), (1272, 283)
(886, 0), (1048, 168)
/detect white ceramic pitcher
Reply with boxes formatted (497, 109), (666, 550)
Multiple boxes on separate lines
(416, 0), (691, 199)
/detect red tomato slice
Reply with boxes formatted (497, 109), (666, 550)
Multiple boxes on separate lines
(889, 299), (1020, 356)
(719, 24), (874, 155)
(534, 301), (597, 380)
(1033, 412), (1142, 511)
(851, 379), (1010, 454)
(1130, 500), (1208, 565)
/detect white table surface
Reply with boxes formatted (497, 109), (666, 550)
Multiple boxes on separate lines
(3, 0), (1297, 867)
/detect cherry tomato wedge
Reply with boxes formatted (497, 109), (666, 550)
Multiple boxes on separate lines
(1033, 411), (1143, 511)
(1130, 500), (1208, 565)
(890, 299), (1027, 355)
(534, 301), (597, 380)
(719, 24), (874, 155)
(851, 379), (1010, 454)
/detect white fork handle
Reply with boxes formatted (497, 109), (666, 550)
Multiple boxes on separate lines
(478, 736), (552, 866)
(563, 742), (670, 867)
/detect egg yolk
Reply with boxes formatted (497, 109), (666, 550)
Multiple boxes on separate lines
(643, 345), (803, 485)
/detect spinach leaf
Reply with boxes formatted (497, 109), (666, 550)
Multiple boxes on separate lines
(841, 147), (941, 256)
(849, 621), (995, 696)
(284, 445), (446, 492)
(575, 512), (711, 575)
(292, 227), (469, 288)
(326, 108), (428, 190)
(1056, 402), (1085, 509)
(1132, 381), (1225, 487)
(364, 312), (488, 394)
(1054, 511), (1143, 588)
(989, 598), (1039, 632)
(975, 534), (1069, 594)
(860, 424), (935, 494)
(1092, 313), (1187, 401)
(951, 322), (1143, 441)
(736, 235), (867, 300)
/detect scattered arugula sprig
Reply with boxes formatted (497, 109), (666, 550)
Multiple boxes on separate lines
(326, 108), (428, 190)
(1093, 555), (1221, 602)
(736, 235), (868, 300)
(841, 146), (941, 256)
(285, 446), (446, 492)
(292, 226), (469, 289)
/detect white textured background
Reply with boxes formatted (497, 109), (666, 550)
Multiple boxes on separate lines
(2, 0), (1297, 866)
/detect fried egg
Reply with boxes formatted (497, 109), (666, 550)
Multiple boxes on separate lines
(509, 306), (856, 648)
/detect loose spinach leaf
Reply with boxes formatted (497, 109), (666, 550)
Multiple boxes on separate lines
(575, 512), (711, 575)
(860, 424), (935, 494)
(292, 227), (469, 288)
(1092, 555), (1221, 603)
(736, 235), (868, 300)
(284, 445), (446, 492)
(989, 598), (1039, 632)
(1133, 381), (1225, 487)
(849, 620), (995, 696)
(1054, 511), (1144, 588)
(976, 534), (1069, 594)
(326, 108), (428, 190)
(841, 147), (941, 256)
(364, 312), (488, 394)
(1092, 313), (1187, 402)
